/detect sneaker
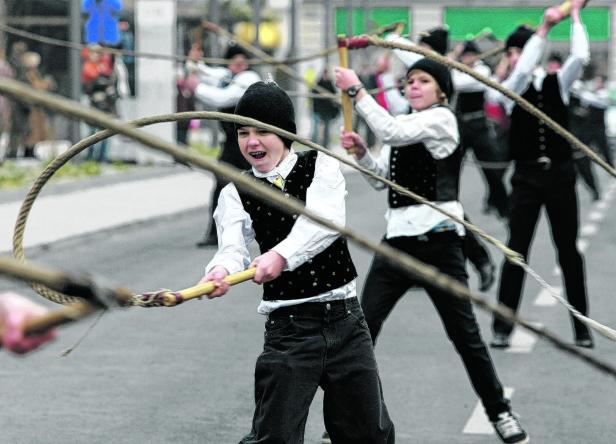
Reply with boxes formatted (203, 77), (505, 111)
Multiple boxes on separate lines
(492, 411), (529, 443)
(478, 262), (496, 292)
(320, 430), (331, 444)
(490, 333), (510, 349)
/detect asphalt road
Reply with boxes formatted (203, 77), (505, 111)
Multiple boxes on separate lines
(2, 163), (615, 443)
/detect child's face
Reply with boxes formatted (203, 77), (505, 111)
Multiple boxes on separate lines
(405, 70), (441, 111)
(237, 126), (289, 173)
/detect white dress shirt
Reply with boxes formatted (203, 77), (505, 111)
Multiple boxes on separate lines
(205, 149), (357, 314)
(194, 64), (261, 109)
(487, 22), (589, 115)
(355, 95), (465, 238)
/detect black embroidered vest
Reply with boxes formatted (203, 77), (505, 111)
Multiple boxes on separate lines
(388, 108), (462, 208)
(509, 73), (571, 163)
(238, 151), (357, 301)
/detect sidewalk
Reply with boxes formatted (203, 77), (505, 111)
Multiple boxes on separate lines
(0, 144), (359, 255)
(0, 165), (214, 254)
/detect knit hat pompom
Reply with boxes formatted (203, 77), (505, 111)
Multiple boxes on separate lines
(418, 27), (449, 56)
(505, 25), (534, 51)
(234, 81), (296, 148)
(406, 58), (453, 100)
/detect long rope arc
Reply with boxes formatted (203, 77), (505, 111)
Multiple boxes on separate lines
(11, 108), (616, 339)
(362, 35), (616, 178)
(3, 78), (616, 378)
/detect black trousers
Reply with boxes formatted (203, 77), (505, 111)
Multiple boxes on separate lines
(460, 117), (510, 218)
(493, 160), (589, 337)
(241, 298), (394, 444)
(361, 233), (509, 421)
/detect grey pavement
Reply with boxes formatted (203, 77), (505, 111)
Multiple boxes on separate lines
(0, 144), (358, 255)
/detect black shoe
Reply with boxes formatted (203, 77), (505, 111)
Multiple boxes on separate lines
(490, 333), (510, 349)
(320, 431), (331, 444)
(196, 234), (218, 248)
(478, 262), (496, 292)
(575, 333), (594, 348)
(492, 411), (529, 444)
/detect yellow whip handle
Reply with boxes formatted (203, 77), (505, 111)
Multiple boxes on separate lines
(160, 268), (257, 306)
(337, 35), (356, 155)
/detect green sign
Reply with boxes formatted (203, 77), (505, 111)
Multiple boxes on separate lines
(335, 7), (410, 36)
(444, 7), (610, 41)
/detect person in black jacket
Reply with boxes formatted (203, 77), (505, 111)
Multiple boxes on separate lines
(487, 0), (594, 349)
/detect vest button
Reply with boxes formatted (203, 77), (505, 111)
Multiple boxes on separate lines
(540, 144), (546, 150)
(539, 128), (545, 134)
(325, 303), (331, 310)
(539, 136), (545, 142)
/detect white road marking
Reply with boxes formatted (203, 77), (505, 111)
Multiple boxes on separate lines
(463, 387), (514, 434)
(534, 286), (561, 306)
(580, 223), (598, 237)
(588, 211), (604, 222)
(505, 325), (542, 354)
(577, 238), (589, 253)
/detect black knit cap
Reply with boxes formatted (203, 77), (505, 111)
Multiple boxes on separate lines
(406, 58), (453, 99)
(505, 25), (534, 51)
(418, 27), (449, 56)
(234, 81), (296, 148)
(461, 40), (479, 55)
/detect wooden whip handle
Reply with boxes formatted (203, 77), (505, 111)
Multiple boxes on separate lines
(337, 36), (356, 155)
(161, 268), (257, 306)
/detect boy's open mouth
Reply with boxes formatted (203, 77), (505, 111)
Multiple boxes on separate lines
(249, 151), (267, 159)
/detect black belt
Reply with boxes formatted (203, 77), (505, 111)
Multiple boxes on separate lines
(269, 297), (358, 318)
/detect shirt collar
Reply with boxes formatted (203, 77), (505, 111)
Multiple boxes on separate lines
(252, 148), (297, 179)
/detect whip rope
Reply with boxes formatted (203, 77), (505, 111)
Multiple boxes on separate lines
(0, 23), (337, 67)
(360, 35), (616, 178)
(10, 107), (616, 340)
(2, 78), (616, 378)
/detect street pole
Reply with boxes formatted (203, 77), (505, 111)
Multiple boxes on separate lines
(69, 0), (81, 144)
(324, 0), (331, 64)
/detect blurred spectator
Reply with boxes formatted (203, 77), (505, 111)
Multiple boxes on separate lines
(0, 291), (57, 355)
(6, 41), (30, 159)
(118, 20), (136, 95)
(82, 45), (117, 163)
(22, 52), (54, 158)
(176, 43), (201, 146)
(310, 67), (339, 148)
